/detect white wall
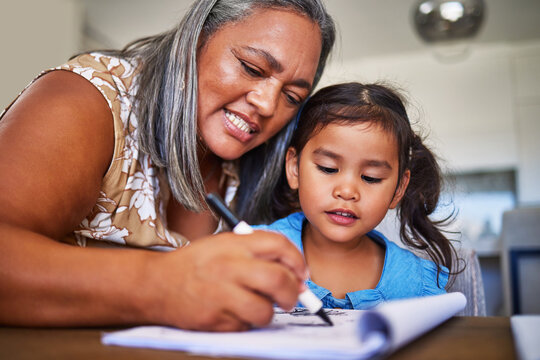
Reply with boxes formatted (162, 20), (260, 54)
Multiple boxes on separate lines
(512, 45), (540, 205)
(79, 0), (193, 49)
(0, 0), (82, 110)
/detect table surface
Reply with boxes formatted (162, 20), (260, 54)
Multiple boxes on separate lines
(0, 316), (516, 360)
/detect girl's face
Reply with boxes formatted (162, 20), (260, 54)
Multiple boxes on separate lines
(286, 122), (410, 247)
(197, 8), (322, 160)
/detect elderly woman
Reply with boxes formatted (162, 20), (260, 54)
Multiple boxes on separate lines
(0, 0), (335, 331)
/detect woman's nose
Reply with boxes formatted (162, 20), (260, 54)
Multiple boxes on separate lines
(246, 80), (280, 118)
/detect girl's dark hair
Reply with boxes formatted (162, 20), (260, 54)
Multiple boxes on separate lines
(273, 82), (459, 282)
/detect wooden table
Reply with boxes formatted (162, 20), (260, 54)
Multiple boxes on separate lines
(0, 316), (516, 360)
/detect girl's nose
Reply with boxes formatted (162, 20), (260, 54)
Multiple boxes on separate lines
(333, 180), (360, 201)
(246, 80), (280, 118)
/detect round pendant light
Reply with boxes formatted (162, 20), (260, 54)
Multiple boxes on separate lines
(413, 0), (485, 43)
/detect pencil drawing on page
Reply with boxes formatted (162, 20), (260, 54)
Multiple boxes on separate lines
(275, 307), (346, 316)
(273, 307), (347, 327)
(258, 307), (359, 335)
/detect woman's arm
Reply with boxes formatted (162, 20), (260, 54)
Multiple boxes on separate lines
(0, 69), (126, 325)
(0, 222), (304, 330)
(0, 71), (306, 330)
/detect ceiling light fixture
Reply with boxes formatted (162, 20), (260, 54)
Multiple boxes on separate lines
(412, 0), (486, 62)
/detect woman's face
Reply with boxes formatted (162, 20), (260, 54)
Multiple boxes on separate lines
(197, 8), (322, 160)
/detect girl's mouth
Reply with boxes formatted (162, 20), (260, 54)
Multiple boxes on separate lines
(325, 210), (358, 225)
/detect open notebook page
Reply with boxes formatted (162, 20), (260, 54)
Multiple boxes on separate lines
(102, 292), (466, 360)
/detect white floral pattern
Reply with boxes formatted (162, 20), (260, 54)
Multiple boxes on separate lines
(125, 155), (158, 222)
(77, 213), (130, 245)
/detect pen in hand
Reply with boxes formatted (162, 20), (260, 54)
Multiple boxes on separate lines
(205, 192), (333, 326)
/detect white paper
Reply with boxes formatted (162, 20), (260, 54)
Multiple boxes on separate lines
(102, 292), (466, 360)
(511, 315), (540, 360)
(358, 291), (467, 350)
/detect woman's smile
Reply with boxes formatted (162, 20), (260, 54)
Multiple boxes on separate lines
(223, 109), (257, 142)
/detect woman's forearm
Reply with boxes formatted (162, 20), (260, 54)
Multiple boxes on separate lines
(0, 222), (307, 330)
(0, 222), (157, 327)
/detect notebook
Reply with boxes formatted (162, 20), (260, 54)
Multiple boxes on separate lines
(102, 292), (466, 360)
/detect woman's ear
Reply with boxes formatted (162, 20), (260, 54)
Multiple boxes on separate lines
(390, 169), (410, 209)
(285, 147), (299, 190)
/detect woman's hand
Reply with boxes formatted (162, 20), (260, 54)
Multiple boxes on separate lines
(144, 230), (307, 331)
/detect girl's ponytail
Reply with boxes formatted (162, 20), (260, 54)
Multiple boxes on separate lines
(398, 134), (458, 284)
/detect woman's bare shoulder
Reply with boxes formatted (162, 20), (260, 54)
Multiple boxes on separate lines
(0, 70), (114, 239)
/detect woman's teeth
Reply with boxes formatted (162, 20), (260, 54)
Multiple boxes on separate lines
(225, 111), (252, 133)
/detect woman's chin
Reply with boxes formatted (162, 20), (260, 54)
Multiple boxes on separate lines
(206, 142), (252, 161)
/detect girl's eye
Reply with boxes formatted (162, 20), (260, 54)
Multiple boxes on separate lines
(362, 175), (382, 184)
(240, 61), (263, 77)
(317, 165), (338, 174)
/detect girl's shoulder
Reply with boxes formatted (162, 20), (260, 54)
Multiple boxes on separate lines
(252, 212), (305, 250)
(252, 212), (304, 231)
(369, 230), (449, 297)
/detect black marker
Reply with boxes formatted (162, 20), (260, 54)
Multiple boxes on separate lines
(206, 192), (333, 326)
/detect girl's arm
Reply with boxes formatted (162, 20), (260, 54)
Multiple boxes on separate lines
(0, 71), (306, 330)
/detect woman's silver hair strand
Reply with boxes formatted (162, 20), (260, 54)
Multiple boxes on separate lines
(131, 0), (220, 211)
(161, 0), (220, 210)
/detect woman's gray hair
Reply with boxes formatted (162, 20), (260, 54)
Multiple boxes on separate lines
(116, 0), (335, 222)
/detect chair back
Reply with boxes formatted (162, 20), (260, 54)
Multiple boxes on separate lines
(447, 247), (487, 316)
(500, 207), (540, 315)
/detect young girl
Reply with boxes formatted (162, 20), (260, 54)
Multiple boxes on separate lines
(255, 82), (458, 310)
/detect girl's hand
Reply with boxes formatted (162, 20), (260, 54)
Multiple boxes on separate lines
(144, 230), (307, 331)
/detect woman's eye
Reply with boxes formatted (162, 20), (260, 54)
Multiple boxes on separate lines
(317, 165), (338, 174)
(240, 61), (263, 77)
(362, 175), (382, 184)
(285, 93), (301, 106)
